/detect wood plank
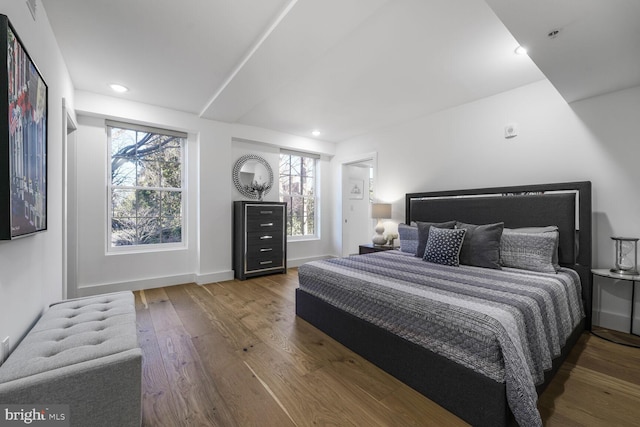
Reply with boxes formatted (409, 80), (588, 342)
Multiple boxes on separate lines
(194, 335), (296, 427)
(155, 326), (239, 426)
(145, 287), (184, 333)
(134, 291), (184, 427)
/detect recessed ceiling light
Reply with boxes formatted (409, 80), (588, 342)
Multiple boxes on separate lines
(312, 130), (321, 137)
(109, 83), (129, 93)
(514, 46), (527, 56)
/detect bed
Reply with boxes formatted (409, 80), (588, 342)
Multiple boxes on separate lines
(296, 181), (592, 427)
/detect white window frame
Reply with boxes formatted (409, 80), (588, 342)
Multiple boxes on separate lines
(279, 150), (320, 241)
(106, 120), (187, 253)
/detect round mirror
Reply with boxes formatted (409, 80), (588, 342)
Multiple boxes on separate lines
(232, 154), (274, 199)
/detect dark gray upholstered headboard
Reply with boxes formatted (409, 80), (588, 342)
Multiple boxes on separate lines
(405, 181), (592, 328)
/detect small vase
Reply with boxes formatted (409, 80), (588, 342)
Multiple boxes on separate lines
(256, 190), (264, 201)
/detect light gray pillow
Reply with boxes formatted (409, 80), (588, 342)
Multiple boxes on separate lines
(500, 229), (559, 273)
(398, 223), (418, 254)
(506, 226), (560, 270)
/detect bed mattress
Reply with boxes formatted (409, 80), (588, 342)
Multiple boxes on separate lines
(297, 250), (584, 427)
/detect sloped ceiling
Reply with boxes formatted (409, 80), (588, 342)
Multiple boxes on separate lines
(486, 0), (640, 103)
(41, 0), (637, 143)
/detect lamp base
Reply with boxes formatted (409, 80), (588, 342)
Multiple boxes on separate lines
(372, 219), (386, 246)
(372, 234), (387, 246)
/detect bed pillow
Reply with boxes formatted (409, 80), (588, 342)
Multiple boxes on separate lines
(423, 227), (466, 266)
(507, 226), (560, 270)
(398, 223), (419, 254)
(455, 221), (504, 269)
(500, 228), (559, 273)
(415, 220), (456, 258)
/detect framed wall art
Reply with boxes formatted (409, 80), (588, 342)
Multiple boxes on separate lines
(348, 179), (364, 200)
(0, 14), (48, 239)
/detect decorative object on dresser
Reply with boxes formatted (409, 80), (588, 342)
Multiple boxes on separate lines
(371, 203), (391, 246)
(232, 154), (273, 200)
(610, 236), (639, 275)
(233, 201), (287, 280)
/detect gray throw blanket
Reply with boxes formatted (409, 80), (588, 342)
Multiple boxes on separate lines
(298, 251), (583, 427)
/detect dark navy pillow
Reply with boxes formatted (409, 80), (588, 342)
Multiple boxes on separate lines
(415, 220), (456, 258)
(423, 227), (466, 267)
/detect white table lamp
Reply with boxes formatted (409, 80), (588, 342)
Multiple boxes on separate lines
(371, 203), (391, 246)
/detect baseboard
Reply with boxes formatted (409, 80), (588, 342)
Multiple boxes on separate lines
(287, 254), (336, 268)
(194, 270), (235, 285)
(76, 273), (197, 297)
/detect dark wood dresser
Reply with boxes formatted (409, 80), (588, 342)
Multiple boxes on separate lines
(233, 201), (287, 280)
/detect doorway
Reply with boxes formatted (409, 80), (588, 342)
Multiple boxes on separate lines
(341, 154), (376, 256)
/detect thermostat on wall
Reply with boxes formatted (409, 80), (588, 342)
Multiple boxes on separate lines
(504, 123), (519, 139)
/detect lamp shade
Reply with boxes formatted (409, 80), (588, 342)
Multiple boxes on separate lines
(371, 203), (391, 219)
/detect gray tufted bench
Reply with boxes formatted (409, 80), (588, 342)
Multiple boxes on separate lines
(0, 291), (142, 427)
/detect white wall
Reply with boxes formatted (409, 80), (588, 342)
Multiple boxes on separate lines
(71, 92), (336, 296)
(0, 2), (75, 352)
(333, 79), (640, 332)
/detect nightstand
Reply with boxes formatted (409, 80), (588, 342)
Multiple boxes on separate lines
(359, 244), (397, 255)
(592, 268), (640, 347)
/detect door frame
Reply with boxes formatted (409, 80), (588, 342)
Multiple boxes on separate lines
(62, 98), (78, 299)
(340, 152), (377, 257)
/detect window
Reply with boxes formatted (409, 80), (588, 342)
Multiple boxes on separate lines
(107, 121), (186, 249)
(279, 151), (318, 237)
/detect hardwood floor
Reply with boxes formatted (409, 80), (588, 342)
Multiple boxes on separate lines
(135, 269), (640, 426)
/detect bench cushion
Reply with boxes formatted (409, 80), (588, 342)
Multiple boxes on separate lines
(0, 292), (137, 383)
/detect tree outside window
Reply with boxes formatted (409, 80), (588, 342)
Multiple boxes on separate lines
(108, 123), (185, 248)
(279, 152), (317, 237)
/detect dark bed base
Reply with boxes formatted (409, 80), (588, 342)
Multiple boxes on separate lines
(296, 288), (584, 427)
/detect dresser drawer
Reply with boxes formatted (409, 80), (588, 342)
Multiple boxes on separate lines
(246, 205), (284, 220)
(246, 217), (284, 232)
(246, 249), (284, 271)
(247, 230), (283, 247)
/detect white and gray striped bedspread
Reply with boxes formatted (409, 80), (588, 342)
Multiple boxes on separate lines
(297, 250), (584, 427)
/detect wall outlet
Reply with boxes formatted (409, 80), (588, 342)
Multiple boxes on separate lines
(0, 336), (9, 365)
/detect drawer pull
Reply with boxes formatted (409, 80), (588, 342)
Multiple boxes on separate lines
(260, 261), (273, 265)
(260, 223), (274, 227)
(260, 210), (273, 214)
(260, 248), (273, 252)
(260, 235), (273, 240)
